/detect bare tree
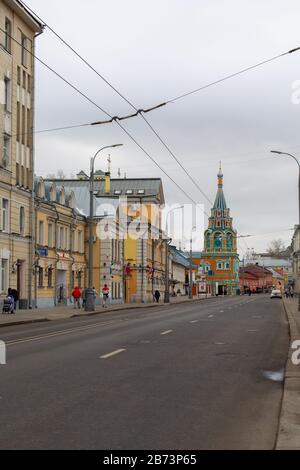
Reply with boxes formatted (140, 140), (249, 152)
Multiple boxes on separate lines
(267, 239), (289, 258)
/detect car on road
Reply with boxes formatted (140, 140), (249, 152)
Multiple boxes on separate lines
(270, 289), (282, 299)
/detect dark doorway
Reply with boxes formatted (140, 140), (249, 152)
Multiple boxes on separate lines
(218, 285), (227, 296)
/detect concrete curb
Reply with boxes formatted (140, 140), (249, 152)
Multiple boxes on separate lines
(276, 299), (300, 450)
(0, 296), (212, 329)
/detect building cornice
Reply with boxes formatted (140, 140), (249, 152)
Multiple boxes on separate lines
(4, 0), (44, 33)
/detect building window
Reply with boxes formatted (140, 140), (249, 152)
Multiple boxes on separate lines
(1, 199), (9, 233)
(78, 231), (83, 253)
(217, 262), (223, 270)
(0, 259), (8, 294)
(17, 66), (21, 86)
(27, 75), (31, 93)
(39, 221), (44, 245)
(78, 271), (82, 288)
(4, 18), (12, 53)
(48, 223), (53, 248)
(21, 34), (28, 67)
(59, 226), (64, 249)
(226, 233), (233, 251)
(214, 233), (222, 251)
(224, 262), (230, 270)
(22, 70), (26, 89)
(48, 269), (53, 288)
(21, 105), (25, 145)
(20, 207), (25, 236)
(64, 227), (68, 250)
(38, 267), (43, 288)
(4, 77), (11, 112)
(3, 135), (10, 168)
(17, 102), (20, 142)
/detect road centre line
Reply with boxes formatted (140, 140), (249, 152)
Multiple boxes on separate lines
(160, 330), (173, 336)
(6, 321), (117, 346)
(100, 349), (126, 359)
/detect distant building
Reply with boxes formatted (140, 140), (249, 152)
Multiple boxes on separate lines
(169, 246), (190, 296)
(46, 173), (166, 303)
(239, 264), (273, 293)
(195, 165), (239, 295)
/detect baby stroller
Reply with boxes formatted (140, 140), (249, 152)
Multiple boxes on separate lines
(2, 296), (14, 314)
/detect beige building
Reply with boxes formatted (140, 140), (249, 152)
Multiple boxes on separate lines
(35, 177), (87, 308)
(0, 1), (43, 308)
(51, 173), (166, 304)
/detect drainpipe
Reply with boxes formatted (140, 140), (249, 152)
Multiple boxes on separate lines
(70, 209), (76, 293)
(29, 29), (43, 309)
(33, 199), (40, 308)
(52, 203), (59, 306)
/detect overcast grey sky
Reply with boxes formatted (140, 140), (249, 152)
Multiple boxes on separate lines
(27, 0), (300, 255)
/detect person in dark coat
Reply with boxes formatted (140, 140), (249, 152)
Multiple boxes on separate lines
(154, 290), (161, 303)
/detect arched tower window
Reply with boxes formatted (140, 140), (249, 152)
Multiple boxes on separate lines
(205, 233), (211, 250)
(214, 232), (223, 251)
(226, 233), (233, 251)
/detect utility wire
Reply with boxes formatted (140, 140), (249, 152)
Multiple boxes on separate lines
(2, 27), (203, 210)
(167, 47), (300, 103)
(17, 0), (213, 206)
(18, 2), (300, 205)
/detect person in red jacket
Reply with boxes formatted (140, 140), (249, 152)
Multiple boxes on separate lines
(102, 284), (109, 308)
(72, 286), (81, 309)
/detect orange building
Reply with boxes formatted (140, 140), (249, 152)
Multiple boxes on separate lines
(196, 165), (239, 295)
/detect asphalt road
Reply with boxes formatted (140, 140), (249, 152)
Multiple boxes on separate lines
(0, 295), (289, 450)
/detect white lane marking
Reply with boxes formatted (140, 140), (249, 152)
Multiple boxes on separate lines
(215, 342), (226, 345)
(220, 310), (224, 313)
(248, 330), (258, 332)
(160, 330), (173, 336)
(190, 320), (199, 324)
(100, 349), (126, 359)
(6, 321), (116, 346)
(208, 315), (214, 318)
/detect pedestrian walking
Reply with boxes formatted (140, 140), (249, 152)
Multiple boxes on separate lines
(102, 284), (109, 308)
(81, 288), (87, 309)
(72, 286), (81, 309)
(154, 290), (161, 303)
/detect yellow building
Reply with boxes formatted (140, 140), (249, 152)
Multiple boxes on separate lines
(34, 178), (86, 308)
(52, 173), (166, 304)
(0, 1), (43, 309)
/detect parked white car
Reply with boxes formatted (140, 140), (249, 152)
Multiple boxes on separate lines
(270, 289), (282, 299)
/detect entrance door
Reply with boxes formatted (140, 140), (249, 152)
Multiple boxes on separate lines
(17, 260), (26, 309)
(56, 270), (67, 305)
(218, 285), (227, 296)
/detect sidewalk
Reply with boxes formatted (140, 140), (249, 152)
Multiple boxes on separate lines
(276, 298), (300, 450)
(0, 294), (212, 328)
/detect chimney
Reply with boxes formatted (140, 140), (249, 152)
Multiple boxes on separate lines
(105, 172), (111, 194)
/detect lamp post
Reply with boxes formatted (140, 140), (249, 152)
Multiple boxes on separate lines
(164, 206), (184, 303)
(189, 226), (197, 299)
(271, 150), (300, 310)
(85, 144), (123, 312)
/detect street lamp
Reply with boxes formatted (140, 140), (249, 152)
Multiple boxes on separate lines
(85, 144), (123, 312)
(189, 226), (197, 299)
(271, 151), (300, 224)
(164, 206), (184, 303)
(271, 150), (300, 310)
